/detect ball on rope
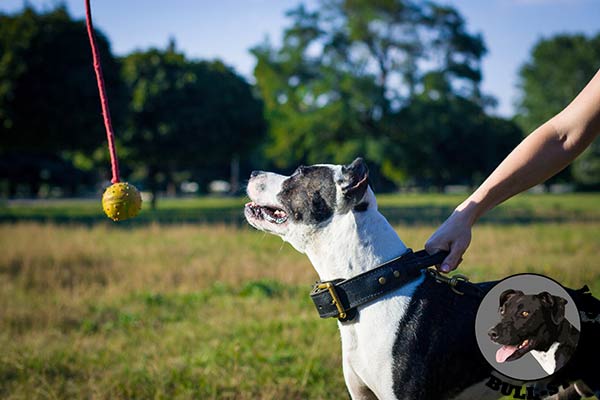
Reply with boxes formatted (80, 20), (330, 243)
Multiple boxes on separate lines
(102, 182), (142, 221)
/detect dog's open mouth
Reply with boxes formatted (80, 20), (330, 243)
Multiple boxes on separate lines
(495, 338), (535, 363)
(245, 202), (288, 224)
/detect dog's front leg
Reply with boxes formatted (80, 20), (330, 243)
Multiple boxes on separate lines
(342, 356), (378, 400)
(340, 325), (379, 399)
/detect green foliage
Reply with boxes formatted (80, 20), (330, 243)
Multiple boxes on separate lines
(516, 33), (600, 134)
(0, 6), (124, 153)
(0, 6), (266, 199)
(121, 43), (266, 204)
(386, 91), (522, 186)
(572, 140), (600, 188)
(516, 33), (600, 187)
(1, 4), (595, 197)
(252, 0), (517, 187)
(0, 6), (125, 194)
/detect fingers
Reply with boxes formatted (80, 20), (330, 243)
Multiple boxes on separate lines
(425, 229), (471, 274)
(439, 247), (465, 273)
(424, 235), (448, 255)
(425, 209), (473, 273)
(424, 239), (451, 272)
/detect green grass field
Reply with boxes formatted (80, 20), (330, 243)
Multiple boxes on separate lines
(3, 193), (599, 225)
(0, 194), (599, 399)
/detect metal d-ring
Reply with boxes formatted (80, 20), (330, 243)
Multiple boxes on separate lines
(429, 269), (469, 295)
(448, 274), (469, 295)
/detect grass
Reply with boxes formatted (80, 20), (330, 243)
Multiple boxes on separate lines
(2, 192), (600, 225)
(0, 196), (247, 224)
(0, 194), (599, 399)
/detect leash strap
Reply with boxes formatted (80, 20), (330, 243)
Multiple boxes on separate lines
(85, 0), (121, 184)
(310, 249), (448, 321)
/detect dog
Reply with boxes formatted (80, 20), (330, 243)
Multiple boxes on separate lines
(489, 290), (579, 375)
(244, 158), (599, 400)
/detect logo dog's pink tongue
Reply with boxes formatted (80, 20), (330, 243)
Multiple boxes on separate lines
(496, 345), (517, 363)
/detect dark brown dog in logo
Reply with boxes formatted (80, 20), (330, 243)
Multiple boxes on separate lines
(488, 289), (579, 375)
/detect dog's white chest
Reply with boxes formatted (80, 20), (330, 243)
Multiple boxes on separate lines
(530, 342), (560, 374)
(338, 274), (424, 400)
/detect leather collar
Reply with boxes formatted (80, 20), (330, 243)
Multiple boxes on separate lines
(310, 249), (449, 322)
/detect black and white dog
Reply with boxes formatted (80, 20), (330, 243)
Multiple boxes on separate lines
(489, 290), (579, 375)
(244, 158), (599, 400)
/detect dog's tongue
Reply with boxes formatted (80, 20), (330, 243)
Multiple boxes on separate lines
(496, 345), (518, 363)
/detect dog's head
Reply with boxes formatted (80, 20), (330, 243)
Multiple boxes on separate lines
(488, 289), (568, 363)
(244, 158), (371, 251)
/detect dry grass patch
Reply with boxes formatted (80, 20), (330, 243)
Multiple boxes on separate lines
(0, 221), (598, 399)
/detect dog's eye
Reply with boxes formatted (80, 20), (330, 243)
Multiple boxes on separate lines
(500, 308), (505, 315)
(521, 311), (529, 317)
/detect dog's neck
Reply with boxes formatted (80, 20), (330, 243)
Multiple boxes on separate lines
(302, 191), (408, 281)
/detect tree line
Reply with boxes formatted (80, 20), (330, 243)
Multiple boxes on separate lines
(1, 2), (598, 204)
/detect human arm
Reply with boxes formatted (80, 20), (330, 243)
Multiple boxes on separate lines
(426, 69), (600, 272)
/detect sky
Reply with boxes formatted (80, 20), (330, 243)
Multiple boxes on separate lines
(2, 0), (599, 117)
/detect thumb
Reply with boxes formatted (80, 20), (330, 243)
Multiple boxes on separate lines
(439, 241), (468, 273)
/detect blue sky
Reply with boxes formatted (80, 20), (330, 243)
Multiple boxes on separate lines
(2, 0), (599, 117)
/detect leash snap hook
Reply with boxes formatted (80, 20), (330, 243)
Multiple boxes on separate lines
(449, 274), (469, 295)
(429, 269), (469, 295)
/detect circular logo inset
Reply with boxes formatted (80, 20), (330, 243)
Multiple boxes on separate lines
(475, 274), (580, 381)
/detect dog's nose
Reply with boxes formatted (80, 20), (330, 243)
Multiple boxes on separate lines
(488, 328), (499, 340)
(250, 170), (263, 178)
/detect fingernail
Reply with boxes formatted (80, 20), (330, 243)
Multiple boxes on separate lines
(441, 264), (450, 273)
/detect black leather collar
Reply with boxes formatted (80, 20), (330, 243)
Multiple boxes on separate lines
(310, 249), (449, 321)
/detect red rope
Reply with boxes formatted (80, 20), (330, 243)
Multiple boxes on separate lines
(85, 0), (120, 184)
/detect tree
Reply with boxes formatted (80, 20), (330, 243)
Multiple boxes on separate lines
(0, 5), (125, 195)
(384, 72), (522, 187)
(516, 33), (600, 134)
(572, 140), (600, 189)
(121, 43), (266, 208)
(516, 33), (600, 187)
(252, 0), (498, 188)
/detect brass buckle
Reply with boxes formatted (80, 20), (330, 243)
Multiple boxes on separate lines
(428, 269), (469, 295)
(316, 282), (347, 319)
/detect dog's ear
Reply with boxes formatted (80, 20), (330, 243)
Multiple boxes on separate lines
(538, 292), (567, 325)
(340, 158), (369, 207)
(499, 289), (523, 308)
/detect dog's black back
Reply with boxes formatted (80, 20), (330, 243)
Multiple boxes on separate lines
(392, 275), (496, 399)
(556, 287), (600, 390)
(391, 275), (600, 399)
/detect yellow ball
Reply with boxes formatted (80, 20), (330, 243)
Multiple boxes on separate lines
(102, 182), (142, 221)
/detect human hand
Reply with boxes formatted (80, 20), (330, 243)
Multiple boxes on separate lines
(425, 208), (473, 273)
